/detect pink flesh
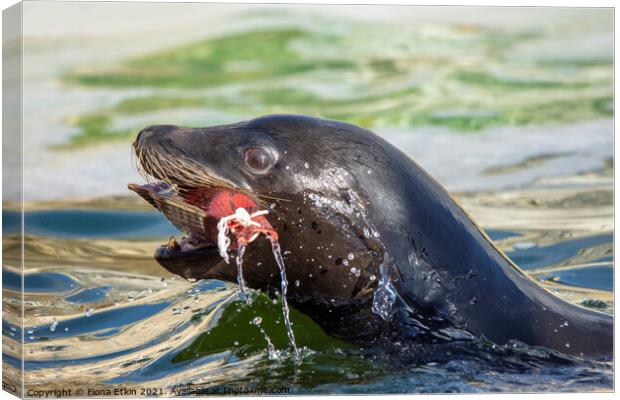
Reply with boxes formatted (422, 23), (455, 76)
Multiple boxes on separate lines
(184, 187), (278, 244)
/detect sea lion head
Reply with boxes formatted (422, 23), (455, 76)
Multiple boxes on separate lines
(130, 115), (394, 336)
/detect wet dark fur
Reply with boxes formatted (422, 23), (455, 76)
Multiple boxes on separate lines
(133, 114), (613, 359)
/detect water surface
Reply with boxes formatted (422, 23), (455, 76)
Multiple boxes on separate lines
(2, 178), (613, 393)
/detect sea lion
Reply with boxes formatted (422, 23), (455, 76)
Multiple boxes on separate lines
(129, 114), (612, 358)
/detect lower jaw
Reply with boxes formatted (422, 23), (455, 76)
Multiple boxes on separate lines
(155, 241), (217, 260)
(154, 243), (225, 281)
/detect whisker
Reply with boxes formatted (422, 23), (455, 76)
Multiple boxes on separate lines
(131, 143), (286, 213)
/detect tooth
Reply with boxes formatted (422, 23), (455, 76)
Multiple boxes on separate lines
(168, 236), (180, 250)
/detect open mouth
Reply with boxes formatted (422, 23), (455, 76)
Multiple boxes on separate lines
(128, 181), (267, 259)
(129, 136), (277, 262)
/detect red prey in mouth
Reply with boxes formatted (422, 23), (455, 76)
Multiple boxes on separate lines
(128, 182), (276, 258)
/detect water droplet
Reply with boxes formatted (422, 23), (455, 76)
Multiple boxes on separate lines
(347, 253), (355, 260)
(367, 170), (372, 174)
(27, 329), (33, 335)
(369, 274), (376, 281)
(85, 308), (94, 317)
(343, 259), (349, 266)
(253, 316), (263, 325)
(372, 255), (396, 320)
(304, 162), (309, 168)
(373, 230), (381, 238)
(295, 280), (300, 287)
(234, 341), (239, 346)
(285, 165), (290, 170)
(64, 327), (69, 332)
(49, 319), (58, 332)
(565, 343), (571, 348)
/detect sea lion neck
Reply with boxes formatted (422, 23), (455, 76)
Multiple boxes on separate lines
(373, 156), (612, 357)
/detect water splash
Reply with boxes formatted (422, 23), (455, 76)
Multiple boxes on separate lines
(235, 244), (251, 304)
(269, 239), (300, 358)
(252, 316), (279, 360)
(217, 209), (299, 357)
(372, 255), (397, 320)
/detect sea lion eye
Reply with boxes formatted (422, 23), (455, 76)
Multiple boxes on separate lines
(244, 148), (273, 172)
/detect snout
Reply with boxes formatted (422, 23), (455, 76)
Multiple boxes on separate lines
(133, 124), (181, 150)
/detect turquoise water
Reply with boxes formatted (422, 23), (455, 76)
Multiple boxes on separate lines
(12, 5), (612, 201)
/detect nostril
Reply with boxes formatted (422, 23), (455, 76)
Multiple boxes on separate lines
(138, 127), (151, 141)
(134, 127), (153, 148)
(134, 125), (179, 149)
